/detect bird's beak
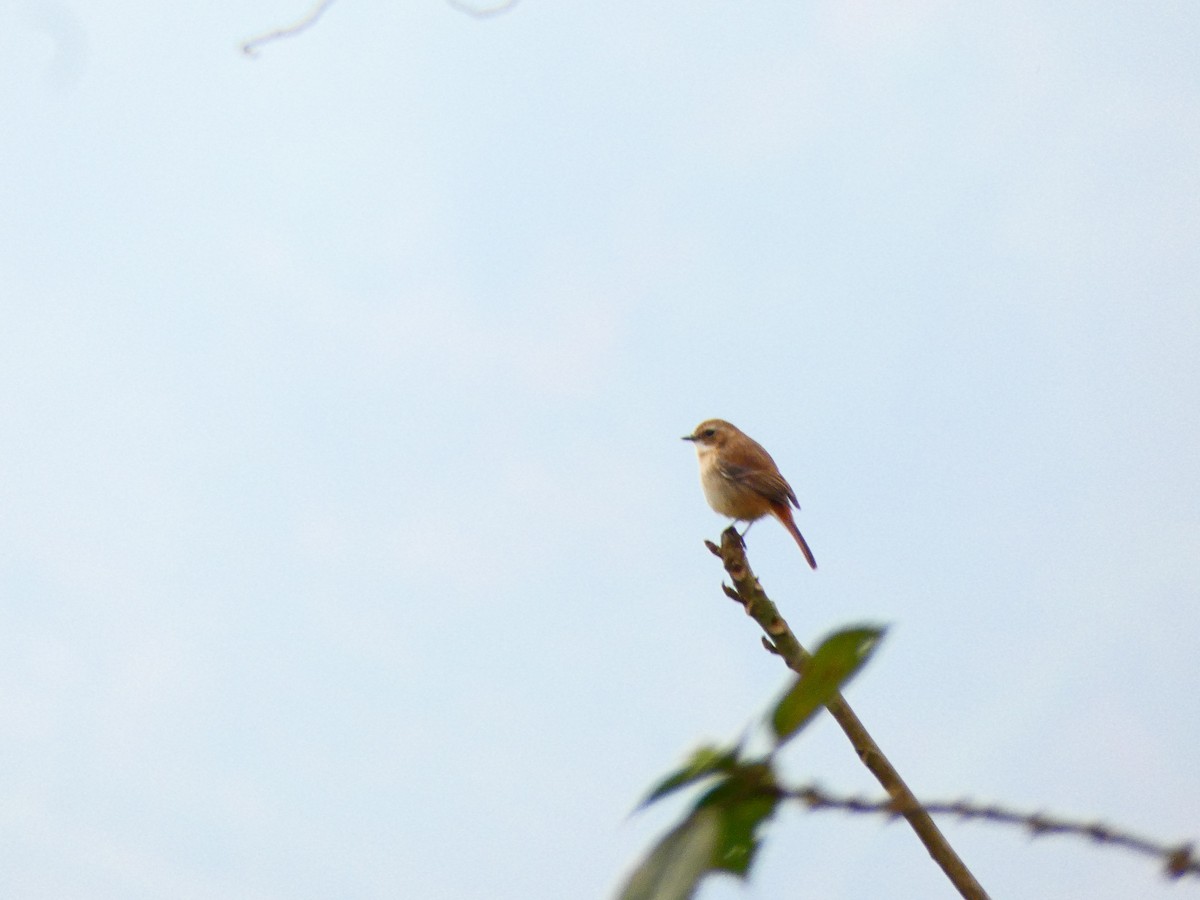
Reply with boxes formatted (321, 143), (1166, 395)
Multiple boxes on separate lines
(681, 434), (696, 442)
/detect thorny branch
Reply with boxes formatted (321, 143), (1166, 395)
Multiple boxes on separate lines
(789, 785), (1199, 880)
(708, 526), (990, 900)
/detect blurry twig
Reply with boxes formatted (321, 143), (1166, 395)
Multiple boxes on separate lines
(790, 785), (1199, 880)
(240, 0), (520, 57)
(446, 0), (520, 17)
(241, 0), (336, 57)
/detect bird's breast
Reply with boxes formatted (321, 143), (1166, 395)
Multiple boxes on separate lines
(698, 452), (768, 520)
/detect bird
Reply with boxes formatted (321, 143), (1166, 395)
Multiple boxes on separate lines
(682, 419), (817, 569)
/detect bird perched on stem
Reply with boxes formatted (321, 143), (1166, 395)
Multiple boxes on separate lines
(683, 419), (817, 569)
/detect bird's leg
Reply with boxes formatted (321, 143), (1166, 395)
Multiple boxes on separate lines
(733, 520), (754, 546)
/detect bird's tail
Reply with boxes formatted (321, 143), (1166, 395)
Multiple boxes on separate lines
(772, 503), (817, 570)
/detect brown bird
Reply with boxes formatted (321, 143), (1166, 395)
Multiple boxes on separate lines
(682, 419), (817, 569)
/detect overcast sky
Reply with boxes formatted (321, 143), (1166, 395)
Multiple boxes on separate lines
(2, 1), (1198, 898)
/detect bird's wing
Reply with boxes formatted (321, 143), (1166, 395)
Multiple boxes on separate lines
(717, 460), (800, 509)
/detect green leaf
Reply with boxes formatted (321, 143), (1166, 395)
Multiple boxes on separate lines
(693, 762), (779, 878)
(617, 807), (721, 900)
(712, 793), (778, 876)
(770, 625), (885, 744)
(639, 744), (740, 809)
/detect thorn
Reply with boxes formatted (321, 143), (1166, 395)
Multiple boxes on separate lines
(722, 583), (742, 603)
(1028, 813), (1051, 836)
(1166, 843), (1194, 878)
(704, 540), (721, 556)
(761, 636), (780, 655)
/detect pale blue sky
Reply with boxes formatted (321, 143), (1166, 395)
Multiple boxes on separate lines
(2, 1), (1198, 898)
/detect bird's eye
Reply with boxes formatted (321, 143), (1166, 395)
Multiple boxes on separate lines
(703, 428), (716, 438)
